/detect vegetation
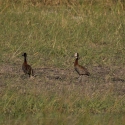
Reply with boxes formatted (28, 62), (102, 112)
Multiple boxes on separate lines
(0, 0), (125, 125)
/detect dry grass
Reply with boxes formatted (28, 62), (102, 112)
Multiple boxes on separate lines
(0, 1), (125, 125)
(0, 63), (125, 124)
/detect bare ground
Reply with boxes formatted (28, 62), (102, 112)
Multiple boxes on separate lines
(0, 63), (125, 97)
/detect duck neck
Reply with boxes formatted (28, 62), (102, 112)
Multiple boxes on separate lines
(74, 58), (78, 66)
(24, 56), (27, 64)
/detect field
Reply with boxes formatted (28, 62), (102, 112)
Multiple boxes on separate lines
(0, 0), (125, 125)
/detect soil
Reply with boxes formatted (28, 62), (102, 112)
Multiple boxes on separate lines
(0, 63), (125, 96)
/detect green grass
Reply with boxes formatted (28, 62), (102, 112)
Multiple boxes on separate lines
(0, 1), (125, 125)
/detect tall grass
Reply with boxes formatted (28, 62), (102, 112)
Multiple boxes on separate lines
(0, 1), (125, 125)
(1, 3), (125, 67)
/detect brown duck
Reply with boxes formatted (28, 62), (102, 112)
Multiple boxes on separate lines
(22, 53), (34, 77)
(74, 53), (90, 81)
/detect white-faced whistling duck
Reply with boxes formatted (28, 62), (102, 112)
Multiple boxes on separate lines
(74, 53), (90, 82)
(22, 53), (34, 77)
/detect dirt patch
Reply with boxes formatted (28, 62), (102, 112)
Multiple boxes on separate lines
(0, 64), (125, 96)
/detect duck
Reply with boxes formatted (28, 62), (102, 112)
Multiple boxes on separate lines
(74, 53), (90, 82)
(22, 53), (34, 77)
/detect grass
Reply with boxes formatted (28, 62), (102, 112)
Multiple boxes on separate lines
(0, 1), (125, 125)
